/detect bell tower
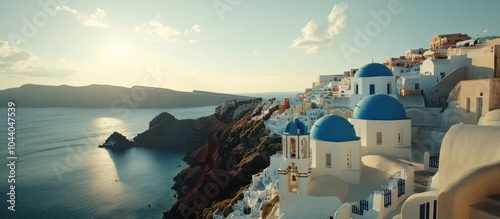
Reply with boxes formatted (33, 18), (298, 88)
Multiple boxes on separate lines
(279, 118), (311, 195)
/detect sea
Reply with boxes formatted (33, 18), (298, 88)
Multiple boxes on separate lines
(0, 92), (298, 219)
(0, 106), (217, 219)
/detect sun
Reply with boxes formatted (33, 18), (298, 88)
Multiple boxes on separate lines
(104, 40), (129, 60)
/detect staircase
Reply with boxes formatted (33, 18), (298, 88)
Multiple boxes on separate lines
(425, 66), (468, 108)
(470, 194), (500, 219)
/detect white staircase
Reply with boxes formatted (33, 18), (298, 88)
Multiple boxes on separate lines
(470, 194), (500, 219)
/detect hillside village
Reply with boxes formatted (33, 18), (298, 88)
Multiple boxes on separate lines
(214, 33), (500, 219)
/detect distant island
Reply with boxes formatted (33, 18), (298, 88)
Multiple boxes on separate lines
(0, 84), (254, 108)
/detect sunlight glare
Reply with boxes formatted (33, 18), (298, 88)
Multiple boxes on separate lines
(92, 117), (129, 137)
(104, 40), (130, 60)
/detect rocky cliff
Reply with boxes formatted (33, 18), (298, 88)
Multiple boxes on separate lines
(164, 100), (282, 219)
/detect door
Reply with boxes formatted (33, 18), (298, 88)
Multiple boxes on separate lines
(477, 97), (483, 119)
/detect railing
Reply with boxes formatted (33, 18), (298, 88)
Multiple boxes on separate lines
(351, 205), (363, 215)
(398, 179), (406, 197)
(384, 189), (392, 207)
(429, 153), (439, 168)
(351, 200), (369, 216)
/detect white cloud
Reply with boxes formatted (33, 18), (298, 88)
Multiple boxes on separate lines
(56, 5), (109, 28)
(191, 24), (201, 33)
(135, 15), (183, 42)
(290, 3), (348, 54)
(135, 15), (201, 43)
(0, 41), (76, 78)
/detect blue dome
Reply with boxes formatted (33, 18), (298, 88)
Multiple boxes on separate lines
(310, 115), (358, 142)
(285, 118), (308, 135)
(354, 63), (393, 78)
(353, 94), (407, 120)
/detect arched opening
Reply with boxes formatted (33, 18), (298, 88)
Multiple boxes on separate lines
(355, 83), (359, 94)
(301, 138), (307, 158)
(326, 151), (332, 168)
(398, 128), (403, 145)
(288, 163), (298, 193)
(290, 138), (296, 158)
(376, 130), (383, 145)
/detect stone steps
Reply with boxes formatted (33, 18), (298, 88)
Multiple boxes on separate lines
(470, 194), (500, 219)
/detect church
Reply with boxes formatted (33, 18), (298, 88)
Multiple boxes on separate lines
(275, 93), (413, 219)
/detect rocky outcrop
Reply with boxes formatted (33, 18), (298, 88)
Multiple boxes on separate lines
(98, 132), (134, 150)
(164, 103), (282, 219)
(133, 112), (197, 151)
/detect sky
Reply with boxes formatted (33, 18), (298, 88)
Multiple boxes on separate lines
(0, 0), (499, 94)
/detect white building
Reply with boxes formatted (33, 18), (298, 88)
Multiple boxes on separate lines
(400, 123), (500, 219)
(349, 94), (412, 159)
(268, 112), (414, 219)
(350, 63), (397, 109)
(313, 74), (344, 88)
(419, 55), (468, 93)
(405, 48), (427, 61)
(309, 115), (362, 184)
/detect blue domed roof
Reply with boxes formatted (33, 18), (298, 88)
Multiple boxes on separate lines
(354, 63), (393, 78)
(285, 118), (308, 135)
(353, 94), (407, 120)
(310, 115), (358, 142)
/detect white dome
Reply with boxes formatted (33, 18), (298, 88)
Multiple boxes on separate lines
(478, 109), (500, 126)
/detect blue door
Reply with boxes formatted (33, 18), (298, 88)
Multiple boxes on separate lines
(370, 84), (375, 95)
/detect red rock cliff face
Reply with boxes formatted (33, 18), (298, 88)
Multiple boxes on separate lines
(165, 105), (281, 219)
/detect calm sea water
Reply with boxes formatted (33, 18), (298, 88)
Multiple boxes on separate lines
(0, 106), (216, 219)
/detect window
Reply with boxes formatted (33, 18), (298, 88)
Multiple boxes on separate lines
(326, 153), (331, 168)
(301, 138), (308, 158)
(415, 83), (420, 90)
(290, 138), (296, 158)
(387, 83), (391, 94)
(376, 132), (382, 145)
(355, 83), (359, 94)
(398, 129), (403, 145)
(440, 72), (445, 79)
(465, 97), (471, 113)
